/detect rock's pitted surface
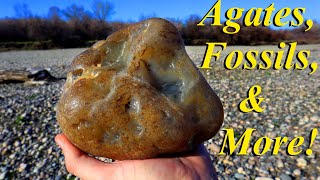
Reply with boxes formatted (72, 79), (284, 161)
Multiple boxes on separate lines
(56, 18), (224, 160)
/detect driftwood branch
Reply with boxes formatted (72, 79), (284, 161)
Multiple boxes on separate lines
(0, 69), (63, 84)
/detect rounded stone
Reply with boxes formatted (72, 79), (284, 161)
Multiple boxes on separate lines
(56, 18), (224, 160)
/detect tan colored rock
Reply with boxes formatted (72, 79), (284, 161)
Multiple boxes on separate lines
(56, 18), (223, 160)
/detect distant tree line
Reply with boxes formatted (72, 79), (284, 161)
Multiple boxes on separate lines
(0, 1), (319, 51)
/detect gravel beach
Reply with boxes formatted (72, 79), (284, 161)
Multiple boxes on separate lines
(0, 45), (319, 179)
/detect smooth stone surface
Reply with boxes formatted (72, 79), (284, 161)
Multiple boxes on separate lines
(296, 158), (307, 168)
(56, 18), (224, 160)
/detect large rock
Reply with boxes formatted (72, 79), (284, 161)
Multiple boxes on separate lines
(56, 18), (224, 160)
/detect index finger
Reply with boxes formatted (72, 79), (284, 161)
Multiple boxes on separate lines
(55, 134), (119, 179)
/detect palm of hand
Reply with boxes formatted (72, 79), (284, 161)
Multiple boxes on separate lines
(55, 134), (216, 180)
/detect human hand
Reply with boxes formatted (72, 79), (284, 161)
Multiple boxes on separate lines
(55, 134), (217, 180)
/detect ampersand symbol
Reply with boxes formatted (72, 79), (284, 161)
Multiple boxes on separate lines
(239, 85), (265, 113)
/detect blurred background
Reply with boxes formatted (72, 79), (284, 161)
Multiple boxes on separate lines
(0, 0), (319, 179)
(0, 0), (319, 51)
